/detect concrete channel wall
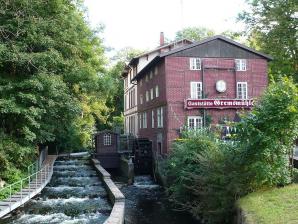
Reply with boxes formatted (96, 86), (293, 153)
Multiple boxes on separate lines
(235, 207), (248, 224)
(91, 159), (125, 224)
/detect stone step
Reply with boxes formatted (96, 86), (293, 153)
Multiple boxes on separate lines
(0, 202), (10, 206)
(3, 198), (20, 202)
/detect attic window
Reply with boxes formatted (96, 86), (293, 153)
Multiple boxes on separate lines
(235, 59), (247, 71)
(103, 133), (112, 146)
(190, 58), (201, 70)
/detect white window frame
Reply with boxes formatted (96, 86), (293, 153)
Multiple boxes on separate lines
(151, 110), (154, 128)
(143, 112), (147, 128)
(189, 58), (201, 70)
(140, 94), (143, 104)
(157, 107), (163, 128)
(126, 94), (129, 110)
(237, 82), (248, 99)
(154, 67), (158, 75)
(150, 88), (154, 100)
(146, 91), (149, 102)
(139, 114), (142, 129)
(155, 85), (159, 98)
(150, 71), (153, 79)
(187, 116), (203, 130)
(103, 133), (112, 146)
(235, 59), (247, 71)
(190, 82), (203, 99)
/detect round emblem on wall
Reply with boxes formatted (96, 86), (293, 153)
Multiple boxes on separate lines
(216, 80), (227, 93)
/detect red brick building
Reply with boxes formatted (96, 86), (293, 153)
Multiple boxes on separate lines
(124, 35), (272, 154)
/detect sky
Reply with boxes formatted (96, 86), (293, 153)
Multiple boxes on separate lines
(84, 0), (248, 52)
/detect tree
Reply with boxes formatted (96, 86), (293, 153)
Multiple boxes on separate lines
(0, 0), (109, 181)
(98, 47), (144, 131)
(165, 78), (298, 223)
(175, 26), (242, 42)
(239, 0), (298, 82)
(175, 26), (215, 41)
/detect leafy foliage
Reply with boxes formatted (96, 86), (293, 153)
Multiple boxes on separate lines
(239, 0), (298, 82)
(164, 78), (298, 223)
(175, 26), (241, 42)
(236, 77), (298, 189)
(99, 47), (144, 131)
(175, 26), (215, 41)
(0, 0), (109, 182)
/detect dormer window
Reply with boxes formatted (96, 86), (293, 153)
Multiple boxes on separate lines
(235, 59), (247, 71)
(190, 58), (201, 70)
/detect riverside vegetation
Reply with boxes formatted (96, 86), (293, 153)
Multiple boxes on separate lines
(0, 0), (123, 187)
(164, 78), (298, 223)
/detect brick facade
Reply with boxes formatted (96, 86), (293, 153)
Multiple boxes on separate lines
(125, 36), (271, 154)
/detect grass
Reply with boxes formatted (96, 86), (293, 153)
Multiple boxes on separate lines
(238, 184), (298, 224)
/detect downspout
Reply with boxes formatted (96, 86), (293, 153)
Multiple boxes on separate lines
(202, 60), (206, 127)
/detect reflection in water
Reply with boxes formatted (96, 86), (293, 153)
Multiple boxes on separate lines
(1, 158), (111, 224)
(114, 175), (201, 224)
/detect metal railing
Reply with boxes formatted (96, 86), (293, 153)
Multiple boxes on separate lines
(0, 164), (53, 212)
(27, 160), (40, 176)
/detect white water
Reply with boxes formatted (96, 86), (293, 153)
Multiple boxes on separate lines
(3, 158), (111, 224)
(133, 175), (160, 189)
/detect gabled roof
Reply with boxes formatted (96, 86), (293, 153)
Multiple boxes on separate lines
(137, 38), (193, 58)
(132, 35), (273, 81)
(160, 35), (273, 60)
(127, 38), (193, 67)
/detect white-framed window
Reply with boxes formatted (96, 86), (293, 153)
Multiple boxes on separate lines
(237, 82), (248, 99)
(146, 74), (149, 82)
(187, 116), (203, 129)
(190, 58), (201, 70)
(150, 88), (154, 100)
(157, 107), (164, 128)
(151, 110), (155, 128)
(140, 79), (143, 86)
(139, 114), (142, 129)
(155, 85), (159, 97)
(235, 59), (247, 71)
(154, 67), (158, 75)
(103, 133), (112, 146)
(190, 82), (203, 99)
(140, 94), (143, 104)
(143, 112), (147, 128)
(146, 91), (149, 102)
(126, 94), (129, 110)
(150, 71), (153, 79)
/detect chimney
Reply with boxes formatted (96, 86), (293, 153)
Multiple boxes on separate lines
(160, 32), (165, 46)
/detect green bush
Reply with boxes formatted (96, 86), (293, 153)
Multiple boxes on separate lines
(293, 168), (298, 183)
(164, 78), (298, 223)
(0, 134), (36, 183)
(166, 132), (242, 223)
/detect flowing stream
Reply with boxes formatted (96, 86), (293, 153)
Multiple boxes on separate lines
(114, 175), (201, 224)
(1, 157), (111, 224)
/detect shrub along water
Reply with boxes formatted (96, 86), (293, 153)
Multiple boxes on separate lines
(164, 78), (298, 223)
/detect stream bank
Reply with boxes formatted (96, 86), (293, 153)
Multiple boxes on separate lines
(113, 175), (201, 224)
